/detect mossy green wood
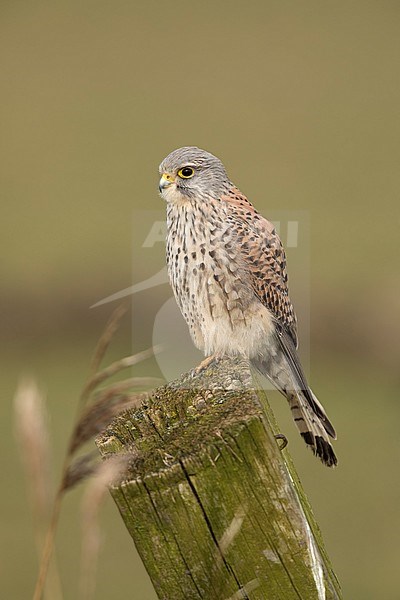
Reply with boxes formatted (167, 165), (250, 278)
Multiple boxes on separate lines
(97, 357), (342, 600)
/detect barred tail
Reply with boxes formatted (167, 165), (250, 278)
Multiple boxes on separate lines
(289, 390), (337, 467)
(252, 331), (338, 467)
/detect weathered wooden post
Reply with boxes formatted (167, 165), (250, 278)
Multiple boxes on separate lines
(97, 357), (341, 600)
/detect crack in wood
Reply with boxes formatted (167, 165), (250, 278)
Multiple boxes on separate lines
(180, 459), (249, 600)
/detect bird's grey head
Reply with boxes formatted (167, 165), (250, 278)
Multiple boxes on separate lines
(158, 146), (230, 204)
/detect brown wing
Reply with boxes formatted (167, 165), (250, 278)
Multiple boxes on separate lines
(221, 187), (298, 347)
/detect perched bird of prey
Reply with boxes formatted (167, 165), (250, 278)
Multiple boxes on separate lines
(159, 146), (337, 467)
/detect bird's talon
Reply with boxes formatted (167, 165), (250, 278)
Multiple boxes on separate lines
(275, 434), (288, 450)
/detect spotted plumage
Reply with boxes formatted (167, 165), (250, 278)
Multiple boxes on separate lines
(159, 146), (337, 467)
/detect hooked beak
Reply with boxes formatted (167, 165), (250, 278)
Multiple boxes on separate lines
(159, 173), (175, 192)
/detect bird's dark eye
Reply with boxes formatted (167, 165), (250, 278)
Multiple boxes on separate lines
(178, 166), (195, 179)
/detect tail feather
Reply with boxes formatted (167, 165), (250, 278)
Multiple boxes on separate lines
(252, 351), (338, 467)
(309, 389), (337, 440)
(289, 392), (337, 467)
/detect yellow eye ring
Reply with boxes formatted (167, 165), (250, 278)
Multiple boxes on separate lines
(177, 166), (195, 179)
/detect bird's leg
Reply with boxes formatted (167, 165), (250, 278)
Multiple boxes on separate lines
(192, 354), (220, 376)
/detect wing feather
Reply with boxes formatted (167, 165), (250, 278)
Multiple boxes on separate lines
(221, 187), (298, 347)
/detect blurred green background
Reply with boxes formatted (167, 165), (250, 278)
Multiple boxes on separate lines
(2, 1), (399, 598)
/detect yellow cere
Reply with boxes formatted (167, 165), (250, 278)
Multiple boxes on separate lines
(161, 173), (175, 183)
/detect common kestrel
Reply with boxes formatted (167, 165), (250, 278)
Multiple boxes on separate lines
(159, 146), (337, 467)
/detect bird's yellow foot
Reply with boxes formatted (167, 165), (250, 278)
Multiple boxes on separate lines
(192, 354), (220, 376)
